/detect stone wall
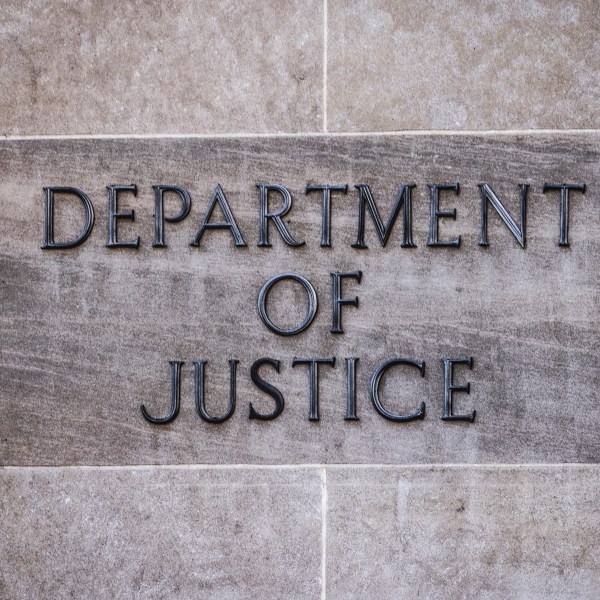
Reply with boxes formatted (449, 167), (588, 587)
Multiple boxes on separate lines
(1, 2), (599, 598)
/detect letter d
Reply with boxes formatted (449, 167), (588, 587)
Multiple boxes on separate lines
(42, 187), (94, 249)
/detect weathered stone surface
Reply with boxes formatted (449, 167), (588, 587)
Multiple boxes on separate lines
(0, 0), (322, 135)
(0, 134), (599, 465)
(0, 465), (322, 599)
(326, 465), (600, 599)
(328, 0), (600, 131)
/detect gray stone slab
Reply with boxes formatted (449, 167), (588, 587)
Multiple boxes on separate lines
(0, 465), (322, 599)
(328, 0), (600, 131)
(0, 1), (323, 135)
(0, 134), (599, 465)
(326, 465), (600, 600)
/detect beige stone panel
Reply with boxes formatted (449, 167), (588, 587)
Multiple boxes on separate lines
(326, 465), (600, 599)
(0, 466), (322, 599)
(327, 0), (600, 131)
(0, 1), (323, 135)
(0, 134), (599, 466)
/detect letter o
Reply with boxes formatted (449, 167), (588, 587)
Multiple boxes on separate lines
(257, 272), (318, 336)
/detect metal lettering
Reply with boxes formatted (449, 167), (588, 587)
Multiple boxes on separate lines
(249, 358), (285, 420)
(427, 182), (461, 247)
(292, 357), (336, 421)
(305, 184), (348, 247)
(441, 357), (475, 422)
(345, 357), (359, 421)
(191, 184), (246, 247)
(256, 183), (304, 247)
(257, 272), (318, 336)
(41, 186), (95, 249)
(542, 182), (586, 246)
(331, 271), (362, 334)
(193, 359), (237, 423)
(352, 184), (416, 249)
(370, 358), (426, 422)
(141, 360), (184, 424)
(152, 185), (192, 248)
(479, 183), (528, 248)
(106, 183), (140, 248)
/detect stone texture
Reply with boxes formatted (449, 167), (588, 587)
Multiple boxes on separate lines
(327, 0), (600, 131)
(0, 0), (323, 135)
(326, 465), (600, 599)
(0, 465), (322, 599)
(0, 134), (599, 465)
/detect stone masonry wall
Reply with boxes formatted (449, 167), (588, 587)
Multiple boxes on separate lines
(1, 2), (599, 598)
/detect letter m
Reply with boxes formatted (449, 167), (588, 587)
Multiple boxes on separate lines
(352, 184), (416, 248)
